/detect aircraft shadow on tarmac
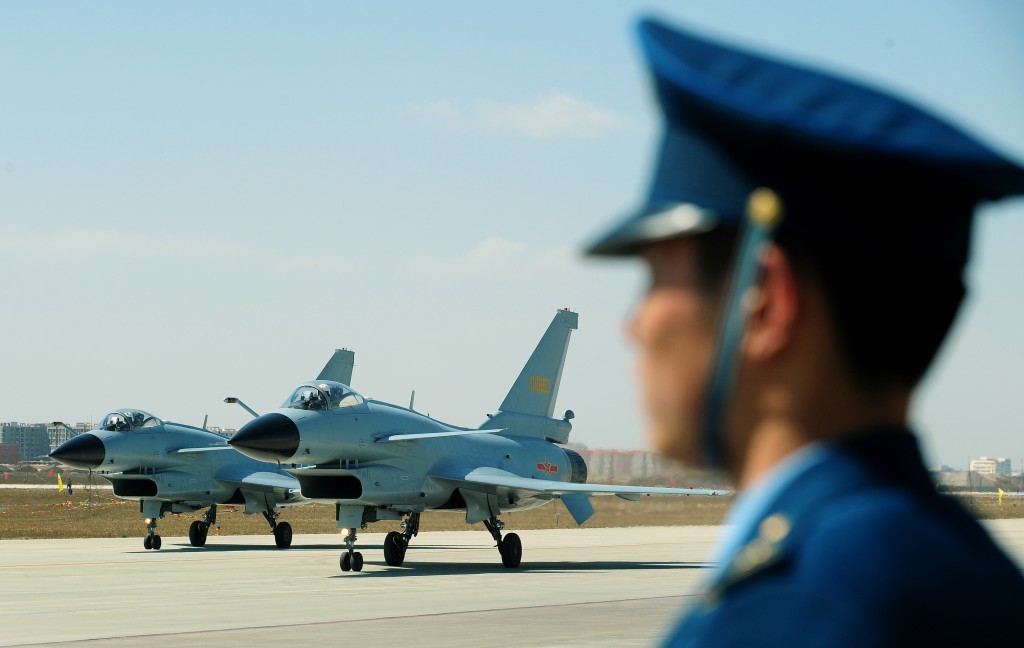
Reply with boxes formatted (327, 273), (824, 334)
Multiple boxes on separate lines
(131, 542), (716, 576)
(330, 559), (713, 578)
(134, 542), (503, 553)
(132, 542), (386, 553)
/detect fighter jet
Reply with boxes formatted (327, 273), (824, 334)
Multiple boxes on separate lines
(229, 310), (727, 572)
(49, 349), (356, 551)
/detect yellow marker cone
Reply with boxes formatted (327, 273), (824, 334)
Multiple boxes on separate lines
(57, 473), (65, 494)
(998, 488), (1005, 507)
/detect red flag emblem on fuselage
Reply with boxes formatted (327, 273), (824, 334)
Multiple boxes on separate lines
(536, 460), (558, 475)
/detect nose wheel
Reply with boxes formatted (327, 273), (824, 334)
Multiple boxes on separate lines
(340, 530), (363, 572)
(144, 519), (162, 551)
(340, 550), (364, 572)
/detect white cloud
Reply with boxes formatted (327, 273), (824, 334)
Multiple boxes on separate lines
(405, 99), (460, 122)
(406, 92), (634, 140)
(0, 229), (571, 285)
(0, 226), (365, 275)
(463, 236), (528, 264)
(269, 251), (365, 275)
(175, 237), (256, 259)
(391, 236), (580, 303)
(0, 227), (157, 260)
(476, 92), (634, 140)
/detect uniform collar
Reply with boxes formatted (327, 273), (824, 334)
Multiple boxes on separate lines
(707, 425), (925, 598)
(709, 442), (828, 571)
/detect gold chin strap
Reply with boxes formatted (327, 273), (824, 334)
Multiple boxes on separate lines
(701, 187), (784, 468)
(747, 187), (783, 229)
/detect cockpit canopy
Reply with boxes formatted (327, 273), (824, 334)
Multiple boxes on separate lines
(282, 381), (364, 411)
(99, 409), (162, 432)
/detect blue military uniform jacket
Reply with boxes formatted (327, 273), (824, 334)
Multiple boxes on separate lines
(666, 427), (1024, 646)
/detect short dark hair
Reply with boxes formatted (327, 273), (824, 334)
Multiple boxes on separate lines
(693, 228), (967, 389)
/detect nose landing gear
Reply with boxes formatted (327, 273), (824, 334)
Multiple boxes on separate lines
(340, 530), (363, 572)
(144, 518), (162, 551)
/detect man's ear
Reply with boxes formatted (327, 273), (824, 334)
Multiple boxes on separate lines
(743, 243), (799, 361)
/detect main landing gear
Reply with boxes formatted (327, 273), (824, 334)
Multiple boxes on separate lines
(335, 511), (520, 572)
(188, 504), (217, 547)
(143, 518), (162, 551)
(384, 512), (421, 567)
(484, 516), (522, 568)
(340, 529), (364, 572)
(264, 511), (293, 549)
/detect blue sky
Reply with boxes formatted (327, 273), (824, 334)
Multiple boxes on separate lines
(2, 1), (1022, 470)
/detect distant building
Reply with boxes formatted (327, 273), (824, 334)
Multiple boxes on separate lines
(582, 449), (654, 482)
(0, 444), (19, 463)
(996, 458), (1012, 477)
(47, 422), (90, 448)
(0, 423), (50, 460)
(970, 456), (1011, 477)
(934, 470), (1002, 493)
(0, 421), (236, 457)
(575, 448), (727, 488)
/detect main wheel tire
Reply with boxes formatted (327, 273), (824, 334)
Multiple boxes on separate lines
(274, 521), (293, 549)
(500, 533), (522, 568)
(152, 534), (162, 551)
(144, 535), (152, 550)
(384, 531), (406, 567)
(352, 552), (364, 572)
(189, 521), (205, 547)
(341, 552), (352, 572)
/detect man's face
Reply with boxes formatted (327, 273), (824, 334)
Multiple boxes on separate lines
(628, 237), (720, 465)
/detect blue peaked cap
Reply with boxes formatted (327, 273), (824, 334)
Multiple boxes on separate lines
(586, 18), (1024, 266)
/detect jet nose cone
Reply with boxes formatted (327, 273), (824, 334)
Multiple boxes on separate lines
(229, 413), (300, 461)
(50, 433), (105, 469)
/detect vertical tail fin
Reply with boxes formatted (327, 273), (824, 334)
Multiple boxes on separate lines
(499, 309), (578, 417)
(317, 349), (356, 385)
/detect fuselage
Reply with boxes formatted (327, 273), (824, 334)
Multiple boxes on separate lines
(51, 410), (300, 509)
(231, 393), (587, 514)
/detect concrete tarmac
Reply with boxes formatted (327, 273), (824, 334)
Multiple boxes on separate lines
(2, 521), (1023, 647)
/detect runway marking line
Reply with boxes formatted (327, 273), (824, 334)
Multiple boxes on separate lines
(0, 554), (276, 569)
(17, 594), (700, 645)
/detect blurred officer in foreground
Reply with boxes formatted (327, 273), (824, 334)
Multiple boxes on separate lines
(586, 17), (1024, 647)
